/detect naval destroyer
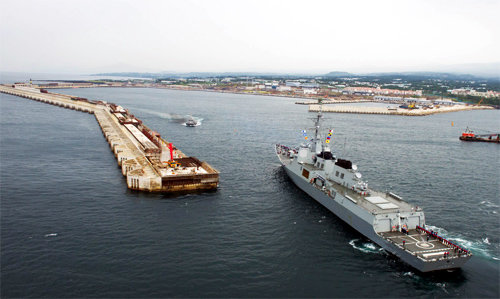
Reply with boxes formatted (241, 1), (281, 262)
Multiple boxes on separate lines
(275, 100), (472, 272)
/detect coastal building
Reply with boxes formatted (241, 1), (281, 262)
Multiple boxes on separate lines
(277, 86), (292, 92)
(374, 96), (432, 105)
(374, 96), (402, 102)
(448, 88), (500, 98)
(286, 81), (302, 87)
(345, 87), (422, 96)
(303, 88), (318, 95)
(434, 99), (456, 105)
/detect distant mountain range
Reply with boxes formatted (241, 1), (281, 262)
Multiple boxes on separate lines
(94, 69), (499, 81)
(93, 71), (315, 79)
(323, 71), (487, 81)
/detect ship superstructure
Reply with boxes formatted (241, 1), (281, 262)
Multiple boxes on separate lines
(276, 100), (472, 272)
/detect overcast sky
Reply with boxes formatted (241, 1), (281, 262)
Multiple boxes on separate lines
(1, 0), (498, 74)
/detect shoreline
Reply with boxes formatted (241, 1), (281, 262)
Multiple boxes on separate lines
(309, 104), (494, 116)
(14, 83), (498, 116)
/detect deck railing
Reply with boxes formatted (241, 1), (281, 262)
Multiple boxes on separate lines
(416, 225), (471, 256)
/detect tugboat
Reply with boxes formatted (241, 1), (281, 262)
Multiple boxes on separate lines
(460, 127), (499, 143)
(275, 99), (472, 272)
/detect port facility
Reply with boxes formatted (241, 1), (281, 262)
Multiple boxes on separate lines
(0, 84), (219, 193)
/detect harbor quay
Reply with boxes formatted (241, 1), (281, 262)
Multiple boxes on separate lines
(295, 99), (373, 105)
(0, 84), (219, 193)
(309, 104), (493, 116)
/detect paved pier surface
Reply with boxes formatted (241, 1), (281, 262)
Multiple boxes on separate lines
(309, 104), (493, 116)
(0, 84), (219, 193)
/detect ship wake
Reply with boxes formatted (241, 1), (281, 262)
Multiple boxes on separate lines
(131, 108), (203, 125)
(349, 239), (385, 254)
(426, 225), (498, 261)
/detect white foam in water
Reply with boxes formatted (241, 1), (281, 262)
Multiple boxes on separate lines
(132, 108), (203, 126)
(448, 236), (498, 260)
(425, 225), (448, 235)
(132, 108), (184, 121)
(44, 233), (58, 237)
(365, 243), (377, 251)
(182, 117), (203, 127)
(425, 226), (499, 260)
(349, 239), (381, 254)
(436, 283), (448, 294)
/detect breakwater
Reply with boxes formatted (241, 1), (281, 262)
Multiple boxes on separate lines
(295, 99), (372, 105)
(0, 84), (219, 192)
(309, 104), (493, 116)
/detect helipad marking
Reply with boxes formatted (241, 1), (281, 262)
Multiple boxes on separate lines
(416, 241), (435, 249)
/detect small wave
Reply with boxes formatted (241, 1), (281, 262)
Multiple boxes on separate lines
(425, 225), (448, 235)
(349, 239), (381, 254)
(364, 243), (377, 251)
(479, 200), (499, 208)
(448, 236), (498, 261)
(436, 283), (448, 294)
(424, 226), (498, 261)
(44, 233), (58, 237)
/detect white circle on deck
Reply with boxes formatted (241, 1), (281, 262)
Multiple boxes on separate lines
(416, 241), (434, 249)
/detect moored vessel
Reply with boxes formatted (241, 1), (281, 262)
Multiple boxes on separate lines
(460, 127), (499, 143)
(276, 99), (472, 272)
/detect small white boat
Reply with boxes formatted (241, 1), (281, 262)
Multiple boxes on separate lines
(185, 117), (198, 127)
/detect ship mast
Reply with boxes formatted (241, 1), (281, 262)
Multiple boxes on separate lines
(312, 98), (323, 154)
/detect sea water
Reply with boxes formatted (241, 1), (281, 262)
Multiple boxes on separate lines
(1, 87), (499, 297)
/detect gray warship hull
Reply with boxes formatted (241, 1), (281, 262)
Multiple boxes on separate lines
(282, 161), (472, 272)
(276, 100), (471, 272)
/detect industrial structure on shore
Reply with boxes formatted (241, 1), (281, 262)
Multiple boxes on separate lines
(0, 84), (219, 193)
(308, 103), (493, 116)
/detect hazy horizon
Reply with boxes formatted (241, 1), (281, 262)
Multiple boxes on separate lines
(1, 0), (499, 76)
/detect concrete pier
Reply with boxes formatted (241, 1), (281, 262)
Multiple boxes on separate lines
(0, 84), (219, 193)
(295, 99), (372, 105)
(309, 104), (493, 116)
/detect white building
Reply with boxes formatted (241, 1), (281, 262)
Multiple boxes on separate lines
(303, 88), (318, 95)
(278, 86), (292, 92)
(374, 96), (402, 102)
